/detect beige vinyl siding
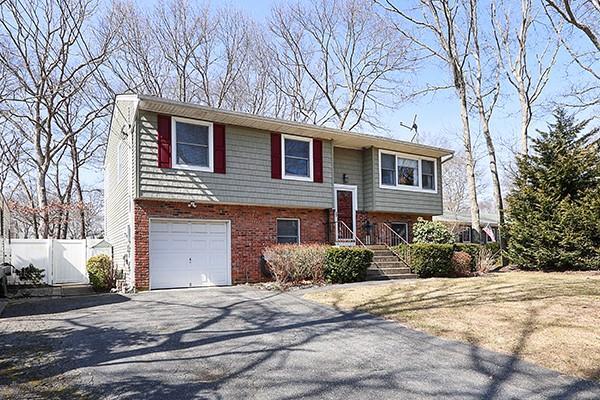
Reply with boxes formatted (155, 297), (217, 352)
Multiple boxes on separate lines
(137, 111), (334, 208)
(370, 147), (443, 215)
(104, 98), (136, 281)
(333, 147), (364, 209)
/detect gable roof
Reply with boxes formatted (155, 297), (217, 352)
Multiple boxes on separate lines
(126, 94), (453, 159)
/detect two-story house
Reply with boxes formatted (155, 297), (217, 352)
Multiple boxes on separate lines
(104, 94), (453, 290)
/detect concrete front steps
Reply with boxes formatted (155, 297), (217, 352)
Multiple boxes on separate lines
(366, 245), (417, 280)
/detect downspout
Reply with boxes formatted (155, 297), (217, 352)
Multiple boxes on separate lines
(129, 95), (140, 291)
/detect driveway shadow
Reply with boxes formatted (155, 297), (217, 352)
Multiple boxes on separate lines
(1, 294), (130, 317)
(1, 287), (599, 400)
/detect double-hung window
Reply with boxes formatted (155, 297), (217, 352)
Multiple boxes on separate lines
(397, 158), (419, 187)
(172, 117), (213, 171)
(379, 150), (437, 192)
(461, 227), (471, 243)
(282, 134), (312, 180)
(381, 153), (396, 186)
(277, 218), (300, 244)
(421, 160), (435, 190)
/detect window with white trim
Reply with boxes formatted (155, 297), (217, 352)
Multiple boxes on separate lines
(397, 158), (418, 187)
(172, 117), (213, 171)
(379, 150), (437, 192)
(422, 160), (435, 190)
(277, 218), (300, 244)
(282, 135), (312, 180)
(381, 153), (396, 185)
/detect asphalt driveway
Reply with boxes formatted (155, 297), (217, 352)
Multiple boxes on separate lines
(1, 286), (599, 399)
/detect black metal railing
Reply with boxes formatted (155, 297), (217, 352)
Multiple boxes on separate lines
(371, 222), (412, 270)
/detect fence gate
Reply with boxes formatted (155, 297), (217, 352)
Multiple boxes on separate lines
(10, 239), (110, 285)
(52, 240), (88, 284)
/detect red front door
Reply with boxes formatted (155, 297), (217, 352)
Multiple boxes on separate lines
(336, 190), (354, 232)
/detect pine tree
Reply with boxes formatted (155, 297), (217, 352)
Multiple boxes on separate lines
(506, 109), (600, 270)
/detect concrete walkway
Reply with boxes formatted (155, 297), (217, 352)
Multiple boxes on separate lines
(1, 286), (598, 399)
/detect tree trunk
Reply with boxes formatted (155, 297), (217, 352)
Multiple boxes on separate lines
(36, 167), (50, 239)
(74, 170), (86, 239)
(457, 84), (482, 242)
(480, 111), (505, 228)
(69, 136), (86, 239)
(519, 89), (531, 155)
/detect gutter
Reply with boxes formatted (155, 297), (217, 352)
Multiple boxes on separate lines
(441, 153), (454, 164)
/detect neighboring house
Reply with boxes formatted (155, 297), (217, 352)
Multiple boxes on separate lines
(433, 211), (500, 244)
(0, 200), (11, 265)
(104, 94), (453, 290)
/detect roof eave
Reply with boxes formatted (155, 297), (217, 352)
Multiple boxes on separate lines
(134, 94), (454, 158)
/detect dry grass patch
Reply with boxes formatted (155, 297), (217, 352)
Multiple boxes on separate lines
(304, 271), (600, 381)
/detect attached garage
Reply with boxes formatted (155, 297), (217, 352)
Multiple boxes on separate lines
(148, 219), (231, 289)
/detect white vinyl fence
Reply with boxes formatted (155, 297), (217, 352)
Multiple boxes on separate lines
(10, 239), (112, 285)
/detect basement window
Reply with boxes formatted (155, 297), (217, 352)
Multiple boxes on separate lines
(277, 218), (300, 244)
(390, 222), (409, 244)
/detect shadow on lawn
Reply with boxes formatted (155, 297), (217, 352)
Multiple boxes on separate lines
(321, 277), (600, 398)
(355, 277), (596, 316)
(464, 306), (600, 400)
(1, 288), (599, 400)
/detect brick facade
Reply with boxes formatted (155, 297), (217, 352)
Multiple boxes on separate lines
(355, 212), (431, 244)
(133, 200), (331, 289)
(133, 199), (434, 290)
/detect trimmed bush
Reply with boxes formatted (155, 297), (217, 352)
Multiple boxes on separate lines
(87, 254), (115, 292)
(324, 247), (373, 284)
(263, 244), (328, 286)
(407, 243), (454, 277)
(451, 251), (472, 277)
(413, 219), (454, 244)
(454, 243), (480, 271)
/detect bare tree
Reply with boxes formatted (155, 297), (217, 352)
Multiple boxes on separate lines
(546, 0), (600, 51)
(268, 0), (414, 130)
(0, 134), (40, 237)
(108, 0), (276, 116)
(492, 0), (559, 155)
(442, 151), (488, 214)
(0, 0), (115, 238)
(544, 0), (599, 109)
(106, 1), (170, 97)
(380, 0), (483, 241)
(465, 0), (505, 230)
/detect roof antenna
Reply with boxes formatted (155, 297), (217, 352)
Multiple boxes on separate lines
(399, 114), (419, 143)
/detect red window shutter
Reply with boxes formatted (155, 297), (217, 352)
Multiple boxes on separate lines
(157, 114), (172, 168)
(214, 123), (226, 174)
(313, 139), (323, 183)
(271, 132), (282, 179)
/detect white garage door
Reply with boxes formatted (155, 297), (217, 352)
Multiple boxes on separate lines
(149, 219), (230, 289)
